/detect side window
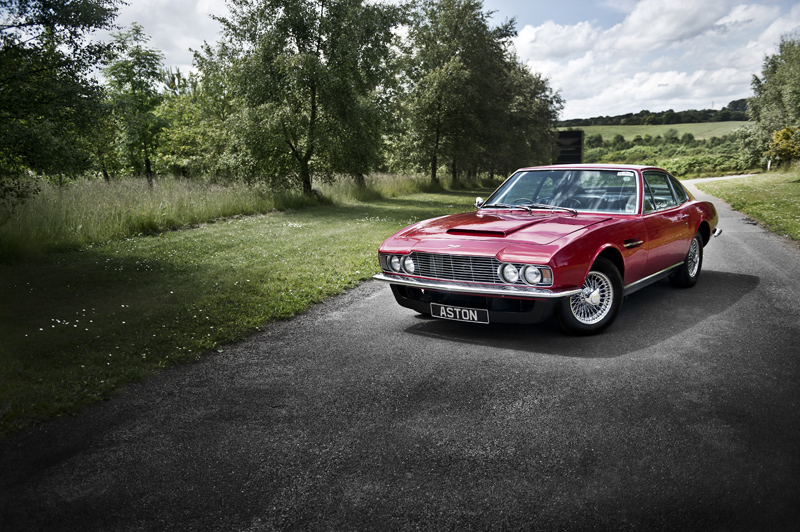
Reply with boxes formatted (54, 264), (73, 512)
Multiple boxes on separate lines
(668, 174), (688, 203)
(643, 172), (677, 213)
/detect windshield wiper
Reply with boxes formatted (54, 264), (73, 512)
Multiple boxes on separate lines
(484, 202), (577, 215)
(481, 202), (532, 212)
(523, 203), (579, 215)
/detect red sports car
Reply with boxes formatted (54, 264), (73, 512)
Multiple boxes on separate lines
(373, 164), (722, 335)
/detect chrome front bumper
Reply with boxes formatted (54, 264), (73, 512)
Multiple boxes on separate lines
(372, 272), (581, 300)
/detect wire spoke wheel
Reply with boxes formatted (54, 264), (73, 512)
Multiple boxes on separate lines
(557, 257), (622, 335)
(569, 271), (614, 325)
(670, 233), (703, 288)
(686, 237), (700, 278)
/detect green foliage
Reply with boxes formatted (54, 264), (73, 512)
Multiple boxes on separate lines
(0, 0), (121, 190)
(741, 33), (800, 168)
(154, 69), (228, 178)
(399, 0), (562, 183)
(103, 23), (166, 184)
(750, 34), (800, 131)
(580, 123), (750, 176)
(766, 127), (800, 165)
(206, 0), (403, 195)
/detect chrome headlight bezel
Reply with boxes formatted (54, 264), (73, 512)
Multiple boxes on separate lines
(498, 262), (553, 287)
(402, 255), (416, 274)
(498, 263), (520, 284)
(388, 255), (402, 272)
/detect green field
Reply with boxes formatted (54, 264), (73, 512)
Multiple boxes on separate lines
(697, 171), (800, 244)
(560, 121), (748, 141)
(0, 184), (488, 436)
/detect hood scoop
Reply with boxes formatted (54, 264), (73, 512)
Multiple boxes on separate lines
(446, 219), (544, 237)
(446, 228), (507, 237)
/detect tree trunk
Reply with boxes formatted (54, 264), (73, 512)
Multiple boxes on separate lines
(143, 141), (154, 187)
(300, 160), (313, 196)
(353, 173), (366, 189)
(431, 102), (441, 184)
(145, 156), (153, 187)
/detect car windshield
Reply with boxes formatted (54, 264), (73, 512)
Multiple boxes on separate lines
(483, 169), (639, 215)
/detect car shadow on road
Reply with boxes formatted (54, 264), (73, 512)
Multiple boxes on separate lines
(402, 271), (760, 358)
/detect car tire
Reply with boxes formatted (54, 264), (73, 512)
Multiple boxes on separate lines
(669, 233), (703, 288)
(556, 257), (623, 336)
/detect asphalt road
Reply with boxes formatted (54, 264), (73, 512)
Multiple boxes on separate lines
(2, 180), (799, 531)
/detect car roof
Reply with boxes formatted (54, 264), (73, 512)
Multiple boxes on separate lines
(515, 163), (663, 172)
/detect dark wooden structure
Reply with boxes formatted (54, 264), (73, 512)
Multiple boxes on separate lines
(555, 130), (584, 164)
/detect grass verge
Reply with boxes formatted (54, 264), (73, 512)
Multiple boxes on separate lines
(0, 187), (487, 437)
(696, 170), (800, 245)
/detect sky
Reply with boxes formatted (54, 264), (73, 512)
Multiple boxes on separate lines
(99, 0), (800, 119)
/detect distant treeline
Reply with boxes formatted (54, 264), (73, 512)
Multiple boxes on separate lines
(559, 99), (748, 127)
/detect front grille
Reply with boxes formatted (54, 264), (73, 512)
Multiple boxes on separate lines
(411, 252), (501, 284)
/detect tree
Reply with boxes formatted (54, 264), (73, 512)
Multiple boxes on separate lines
(103, 23), (166, 186)
(766, 127), (800, 165)
(492, 58), (562, 173)
(585, 134), (604, 148)
(209, 0), (403, 195)
(750, 34), (800, 131)
(744, 33), (800, 167)
(0, 0), (121, 196)
(399, 0), (561, 184)
(403, 0), (510, 184)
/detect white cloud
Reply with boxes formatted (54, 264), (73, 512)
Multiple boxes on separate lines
(613, 0), (736, 50)
(97, 0), (226, 72)
(758, 3), (800, 46)
(514, 0), (796, 118)
(515, 21), (600, 60)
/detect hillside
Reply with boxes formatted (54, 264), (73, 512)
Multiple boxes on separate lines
(560, 121), (748, 141)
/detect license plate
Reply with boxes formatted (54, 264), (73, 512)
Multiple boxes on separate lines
(431, 303), (489, 324)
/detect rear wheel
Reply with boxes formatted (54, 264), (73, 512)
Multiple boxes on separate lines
(557, 257), (623, 336)
(670, 233), (703, 288)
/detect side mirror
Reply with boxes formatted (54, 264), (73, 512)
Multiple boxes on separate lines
(475, 197), (484, 209)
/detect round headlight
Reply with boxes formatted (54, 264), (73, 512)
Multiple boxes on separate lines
(402, 255), (416, 274)
(522, 266), (542, 285)
(388, 255), (402, 272)
(499, 263), (519, 283)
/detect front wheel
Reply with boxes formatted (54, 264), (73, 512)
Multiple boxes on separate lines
(556, 257), (623, 336)
(670, 233), (703, 288)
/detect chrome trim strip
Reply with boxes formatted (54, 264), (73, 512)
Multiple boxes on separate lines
(373, 273), (581, 299)
(623, 240), (644, 249)
(712, 227), (723, 237)
(623, 261), (684, 292)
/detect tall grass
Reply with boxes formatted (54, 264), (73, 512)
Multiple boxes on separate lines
(320, 172), (448, 202)
(0, 173), (497, 262)
(0, 178), (324, 261)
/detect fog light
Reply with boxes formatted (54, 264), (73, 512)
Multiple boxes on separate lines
(522, 266), (542, 285)
(388, 255), (402, 272)
(402, 255), (416, 274)
(499, 263), (519, 283)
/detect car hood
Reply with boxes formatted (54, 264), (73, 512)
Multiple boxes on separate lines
(403, 210), (610, 246)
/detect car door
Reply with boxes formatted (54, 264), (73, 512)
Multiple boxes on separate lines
(641, 171), (693, 276)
